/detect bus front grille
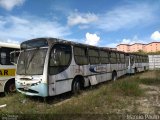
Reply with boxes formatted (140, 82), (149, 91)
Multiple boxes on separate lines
(18, 88), (39, 94)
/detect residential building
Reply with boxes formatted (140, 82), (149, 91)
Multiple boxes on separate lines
(116, 42), (160, 53)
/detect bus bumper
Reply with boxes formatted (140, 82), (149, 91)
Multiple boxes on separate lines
(16, 82), (48, 97)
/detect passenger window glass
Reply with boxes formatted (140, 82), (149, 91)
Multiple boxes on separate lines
(120, 53), (125, 63)
(1, 52), (6, 65)
(110, 52), (117, 64)
(131, 56), (134, 65)
(117, 53), (121, 63)
(49, 44), (72, 75)
(74, 46), (88, 65)
(100, 50), (110, 64)
(88, 49), (99, 64)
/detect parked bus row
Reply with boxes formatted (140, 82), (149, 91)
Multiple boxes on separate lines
(12, 38), (149, 97)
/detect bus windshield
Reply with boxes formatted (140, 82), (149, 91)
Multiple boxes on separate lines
(17, 48), (47, 75)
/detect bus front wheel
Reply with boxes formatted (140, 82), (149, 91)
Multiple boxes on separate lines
(134, 68), (137, 74)
(72, 79), (81, 94)
(5, 80), (16, 93)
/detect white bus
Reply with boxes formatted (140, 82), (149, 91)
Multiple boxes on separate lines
(126, 53), (149, 74)
(0, 42), (20, 93)
(15, 38), (127, 97)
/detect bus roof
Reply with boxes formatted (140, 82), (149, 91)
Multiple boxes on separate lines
(20, 38), (145, 56)
(0, 42), (20, 49)
(20, 38), (127, 55)
(21, 37), (121, 52)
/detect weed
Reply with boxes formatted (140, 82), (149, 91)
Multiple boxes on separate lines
(112, 80), (144, 97)
(138, 78), (160, 85)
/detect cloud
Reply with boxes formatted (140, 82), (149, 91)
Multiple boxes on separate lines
(105, 36), (147, 48)
(67, 12), (98, 26)
(0, 0), (25, 11)
(85, 32), (100, 46)
(120, 35), (147, 45)
(96, 4), (156, 32)
(120, 38), (145, 45)
(78, 25), (89, 29)
(0, 15), (70, 42)
(151, 31), (160, 41)
(120, 39), (132, 44)
(7, 39), (19, 44)
(66, 2), (156, 32)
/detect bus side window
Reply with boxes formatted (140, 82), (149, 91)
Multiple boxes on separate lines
(110, 52), (117, 64)
(120, 53), (125, 63)
(131, 56), (134, 65)
(88, 48), (99, 64)
(49, 44), (72, 75)
(1, 52), (6, 65)
(116, 53), (120, 63)
(99, 50), (109, 64)
(10, 51), (20, 64)
(135, 56), (137, 63)
(74, 46), (88, 65)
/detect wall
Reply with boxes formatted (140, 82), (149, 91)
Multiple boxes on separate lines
(148, 55), (160, 70)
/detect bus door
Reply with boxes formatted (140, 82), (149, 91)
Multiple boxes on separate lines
(48, 44), (72, 96)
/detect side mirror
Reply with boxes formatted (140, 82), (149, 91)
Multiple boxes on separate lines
(10, 51), (20, 65)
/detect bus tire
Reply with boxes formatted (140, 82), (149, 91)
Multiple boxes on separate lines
(4, 79), (16, 93)
(112, 71), (117, 81)
(72, 79), (81, 94)
(134, 68), (137, 74)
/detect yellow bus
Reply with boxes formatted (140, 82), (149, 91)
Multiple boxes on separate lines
(0, 42), (20, 93)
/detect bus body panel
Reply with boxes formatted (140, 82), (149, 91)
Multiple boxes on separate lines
(48, 67), (74, 96)
(48, 56), (126, 96)
(0, 65), (17, 92)
(0, 43), (19, 93)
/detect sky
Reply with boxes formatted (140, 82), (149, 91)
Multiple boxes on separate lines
(0, 0), (160, 48)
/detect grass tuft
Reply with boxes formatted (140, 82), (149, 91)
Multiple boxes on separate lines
(138, 78), (160, 85)
(112, 80), (144, 97)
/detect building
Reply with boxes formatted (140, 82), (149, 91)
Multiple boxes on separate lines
(116, 42), (160, 53)
(116, 44), (129, 52)
(143, 42), (160, 53)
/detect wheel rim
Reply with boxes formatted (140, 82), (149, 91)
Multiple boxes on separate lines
(73, 81), (80, 93)
(9, 84), (16, 92)
(76, 82), (80, 91)
(135, 68), (137, 73)
(112, 73), (117, 81)
(113, 75), (117, 81)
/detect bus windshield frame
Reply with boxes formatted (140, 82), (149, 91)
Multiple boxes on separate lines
(21, 38), (48, 50)
(17, 47), (48, 75)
